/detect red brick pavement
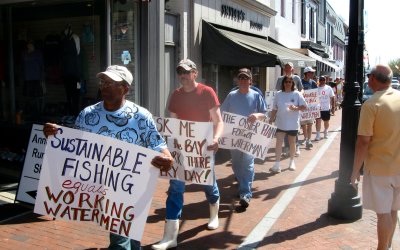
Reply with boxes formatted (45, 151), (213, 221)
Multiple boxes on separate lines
(1, 109), (398, 249)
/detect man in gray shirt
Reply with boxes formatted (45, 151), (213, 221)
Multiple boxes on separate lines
(275, 62), (303, 91)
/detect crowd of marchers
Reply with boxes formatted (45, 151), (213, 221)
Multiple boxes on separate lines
(43, 59), (398, 250)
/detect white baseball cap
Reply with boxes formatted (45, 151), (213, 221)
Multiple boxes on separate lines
(96, 65), (133, 85)
(304, 66), (316, 73)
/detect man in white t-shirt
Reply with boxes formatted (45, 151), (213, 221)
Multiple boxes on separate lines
(315, 76), (335, 140)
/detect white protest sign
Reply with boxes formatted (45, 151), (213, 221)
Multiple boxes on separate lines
(219, 112), (277, 159)
(154, 117), (214, 185)
(34, 126), (160, 241)
(265, 91), (277, 111)
(16, 124), (45, 204)
(300, 89), (321, 121)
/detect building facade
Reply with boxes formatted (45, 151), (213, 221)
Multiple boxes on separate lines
(0, 0), (166, 177)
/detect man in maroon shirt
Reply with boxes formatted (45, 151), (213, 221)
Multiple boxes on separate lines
(152, 59), (223, 250)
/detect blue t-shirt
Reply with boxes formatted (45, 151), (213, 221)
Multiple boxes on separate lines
(221, 89), (267, 117)
(301, 79), (318, 90)
(74, 100), (166, 152)
(231, 85), (264, 97)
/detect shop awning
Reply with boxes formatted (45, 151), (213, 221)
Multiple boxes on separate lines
(202, 21), (316, 68)
(292, 48), (340, 72)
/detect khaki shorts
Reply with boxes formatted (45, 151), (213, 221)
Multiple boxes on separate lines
(362, 172), (400, 214)
(300, 119), (314, 125)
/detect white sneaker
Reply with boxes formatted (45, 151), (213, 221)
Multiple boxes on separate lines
(315, 133), (321, 141)
(324, 131), (328, 139)
(295, 146), (300, 157)
(270, 163), (281, 173)
(306, 140), (313, 149)
(289, 161), (296, 171)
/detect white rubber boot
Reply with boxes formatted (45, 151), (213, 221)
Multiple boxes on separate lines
(207, 199), (219, 230)
(151, 219), (179, 250)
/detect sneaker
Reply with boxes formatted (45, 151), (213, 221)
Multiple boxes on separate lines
(324, 131), (328, 139)
(240, 196), (250, 208)
(299, 140), (305, 145)
(295, 146), (300, 157)
(315, 134), (321, 141)
(306, 140), (313, 149)
(270, 163), (281, 173)
(289, 161), (296, 171)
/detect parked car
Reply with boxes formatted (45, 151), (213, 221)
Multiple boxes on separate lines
(392, 79), (400, 89)
(362, 81), (373, 103)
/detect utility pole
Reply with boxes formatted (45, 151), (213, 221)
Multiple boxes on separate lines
(327, 0), (364, 220)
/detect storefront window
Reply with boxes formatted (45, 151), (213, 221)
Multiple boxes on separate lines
(110, 0), (137, 101)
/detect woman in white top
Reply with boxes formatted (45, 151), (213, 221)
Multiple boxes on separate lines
(269, 75), (307, 172)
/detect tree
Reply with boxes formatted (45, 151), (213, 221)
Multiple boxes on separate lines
(388, 58), (400, 78)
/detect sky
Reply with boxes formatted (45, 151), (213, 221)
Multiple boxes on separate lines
(327, 0), (400, 66)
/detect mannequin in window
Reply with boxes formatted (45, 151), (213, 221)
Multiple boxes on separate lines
(60, 24), (81, 116)
(22, 40), (44, 117)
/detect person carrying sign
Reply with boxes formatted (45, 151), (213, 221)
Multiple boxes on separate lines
(300, 67), (318, 149)
(43, 65), (174, 250)
(152, 59), (223, 250)
(269, 75), (307, 173)
(220, 68), (267, 209)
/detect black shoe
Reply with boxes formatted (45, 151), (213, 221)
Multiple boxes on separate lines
(240, 197), (250, 208)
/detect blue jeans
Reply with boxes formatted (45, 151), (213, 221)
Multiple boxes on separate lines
(108, 233), (141, 250)
(230, 149), (254, 199)
(166, 177), (220, 220)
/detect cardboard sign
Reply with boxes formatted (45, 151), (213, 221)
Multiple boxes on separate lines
(154, 117), (215, 185)
(219, 112), (277, 159)
(16, 124), (46, 204)
(300, 89), (321, 121)
(34, 126), (160, 241)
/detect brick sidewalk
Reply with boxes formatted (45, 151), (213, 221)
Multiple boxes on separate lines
(1, 109), (398, 249)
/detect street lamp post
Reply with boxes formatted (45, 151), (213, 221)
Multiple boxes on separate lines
(327, 0), (364, 220)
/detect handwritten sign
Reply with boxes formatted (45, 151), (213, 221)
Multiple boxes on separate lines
(34, 126), (160, 241)
(265, 91), (277, 111)
(300, 89), (321, 121)
(219, 112), (277, 159)
(154, 117), (214, 185)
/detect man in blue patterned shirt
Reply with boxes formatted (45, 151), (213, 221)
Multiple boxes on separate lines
(43, 65), (173, 250)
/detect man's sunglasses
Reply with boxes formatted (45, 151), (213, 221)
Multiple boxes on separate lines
(177, 69), (192, 75)
(238, 76), (250, 80)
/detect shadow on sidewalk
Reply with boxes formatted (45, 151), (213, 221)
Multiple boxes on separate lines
(252, 170), (339, 201)
(256, 212), (353, 248)
(144, 208), (244, 250)
(143, 227), (244, 249)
